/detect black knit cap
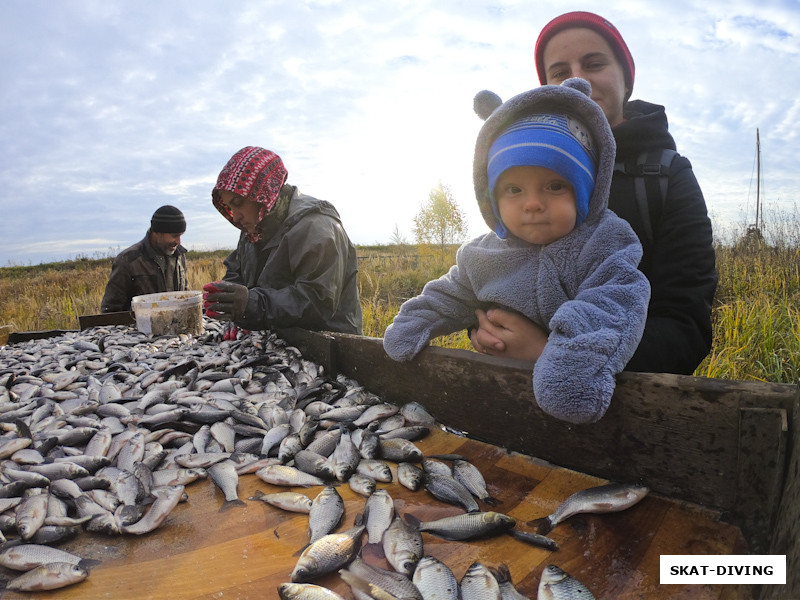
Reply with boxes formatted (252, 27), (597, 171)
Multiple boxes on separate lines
(151, 205), (186, 234)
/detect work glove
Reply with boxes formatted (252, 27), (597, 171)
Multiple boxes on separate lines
(202, 280), (249, 322)
(223, 322), (249, 340)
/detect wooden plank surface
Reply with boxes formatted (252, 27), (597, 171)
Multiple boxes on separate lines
(0, 427), (748, 600)
(277, 330), (798, 546)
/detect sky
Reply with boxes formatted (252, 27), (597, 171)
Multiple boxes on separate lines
(1, 0), (799, 266)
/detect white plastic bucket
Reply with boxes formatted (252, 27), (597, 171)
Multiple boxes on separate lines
(131, 291), (204, 336)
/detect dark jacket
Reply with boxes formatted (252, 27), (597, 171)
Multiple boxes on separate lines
(611, 100), (717, 374)
(222, 186), (362, 334)
(101, 233), (188, 312)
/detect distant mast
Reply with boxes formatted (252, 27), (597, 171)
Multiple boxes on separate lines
(748, 128), (763, 237)
(756, 128), (762, 231)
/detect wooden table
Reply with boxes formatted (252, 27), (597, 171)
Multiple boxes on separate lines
(0, 427), (749, 600)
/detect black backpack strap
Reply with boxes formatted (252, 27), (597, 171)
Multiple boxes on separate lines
(614, 149), (678, 248)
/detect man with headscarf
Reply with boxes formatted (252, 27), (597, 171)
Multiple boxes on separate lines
(101, 205), (188, 312)
(203, 146), (362, 337)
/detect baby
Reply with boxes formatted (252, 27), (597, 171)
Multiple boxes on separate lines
(383, 78), (650, 424)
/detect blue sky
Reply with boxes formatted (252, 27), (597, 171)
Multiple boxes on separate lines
(1, 0), (798, 265)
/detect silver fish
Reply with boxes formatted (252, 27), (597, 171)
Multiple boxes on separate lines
(248, 490), (313, 513)
(378, 425), (429, 441)
(330, 428), (361, 482)
(382, 515), (424, 577)
(353, 402), (399, 428)
(508, 528), (559, 552)
(363, 489), (394, 544)
(340, 556), (423, 599)
(5, 561), (89, 592)
(121, 484), (185, 535)
(0, 543), (86, 570)
(397, 462), (424, 491)
(460, 562), (501, 600)
(534, 482), (650, 534)
(290, 521), (365, 582)
(452, 458), (498, 505)
(16, 491), (49, 540)
(256, 465), (326, 487)
(422, 472), (479, 513)
(152, 467), (207, 487)
(277, 582), (347, 600)
(378, 438), (423, 462)
(537, 565), (595, 600)
(347, 473), (376, 497)
(412, 555), (459, 600)
(207, 460), (246, 509)
(356, 459), (393, 483)
(414, 511), (515, 541)
(309, 486), (345, 543)
(399, 402), (436, 426)
(293, 450), (336, 480)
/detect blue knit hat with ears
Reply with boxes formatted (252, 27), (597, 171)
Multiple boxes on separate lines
(487, 113), (597, 237)
(473, 78), (616, 240)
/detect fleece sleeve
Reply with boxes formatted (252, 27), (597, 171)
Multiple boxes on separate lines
(383, 249), (479, 361)
(533, 217), (650, 424)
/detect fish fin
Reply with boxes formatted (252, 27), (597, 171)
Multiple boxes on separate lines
(403, 513), (422, 529)
(78, 558), (102, 571)
(292, 542), (310, 557)
(13, 419), (32, 440)
(489, 563), (512, 584)
(361, 542), (386, 560)
(424, 453), (464, 461)
(528, 516), (554, 535)
(219, 499), (247, 512)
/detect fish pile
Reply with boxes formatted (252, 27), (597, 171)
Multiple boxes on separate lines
(0, 320), (647, 597)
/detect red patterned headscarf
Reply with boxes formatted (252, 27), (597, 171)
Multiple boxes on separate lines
(212, 146), (289, 242)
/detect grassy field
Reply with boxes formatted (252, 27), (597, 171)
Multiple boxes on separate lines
(1, 236), (798, 384)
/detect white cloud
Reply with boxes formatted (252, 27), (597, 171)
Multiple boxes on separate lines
(1, 0), (799, 264)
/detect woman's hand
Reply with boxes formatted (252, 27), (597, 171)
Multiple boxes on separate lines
(471, 308), (548, 361)
(203, 281), (249, 321)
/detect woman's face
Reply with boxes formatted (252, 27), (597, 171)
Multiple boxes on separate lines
(217, 189), (261, 235)
(542, 28), (628, 127)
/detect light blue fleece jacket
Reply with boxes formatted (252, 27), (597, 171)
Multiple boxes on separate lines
(383, 79), (650, 424)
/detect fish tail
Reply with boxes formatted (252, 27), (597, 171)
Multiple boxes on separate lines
(78, 558), (102, 570)
(219, 499), (247, 512)
(481, 495), (501, 506)
(528, 516), (554, 535)
(402, 512), (422, 529)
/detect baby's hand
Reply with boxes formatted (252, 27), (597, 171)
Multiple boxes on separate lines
(472, 308), (548, 361)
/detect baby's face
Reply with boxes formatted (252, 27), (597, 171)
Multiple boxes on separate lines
(495, 166), (577, 245)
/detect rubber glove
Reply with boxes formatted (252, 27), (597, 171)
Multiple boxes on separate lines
(202, 280), (249, 321)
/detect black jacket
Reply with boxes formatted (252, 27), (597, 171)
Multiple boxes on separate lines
(222, 187), (362, 334)
(101, 233), (188, 313)
(611, 100), (717, 374)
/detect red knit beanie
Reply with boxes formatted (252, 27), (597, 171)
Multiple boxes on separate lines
(212, 146), (288, 242)
(535, 11), (635, 101)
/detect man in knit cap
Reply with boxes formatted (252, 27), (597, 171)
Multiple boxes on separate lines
(202, 147), (361, 337)
(383, 79), (650, 425)
(100, 205), (188, 312)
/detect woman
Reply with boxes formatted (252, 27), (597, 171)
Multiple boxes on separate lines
(471, 11), (717, 375)
(203, 146), (362, 337)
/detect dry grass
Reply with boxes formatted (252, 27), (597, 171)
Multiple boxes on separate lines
(2, 228), (799, 382)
